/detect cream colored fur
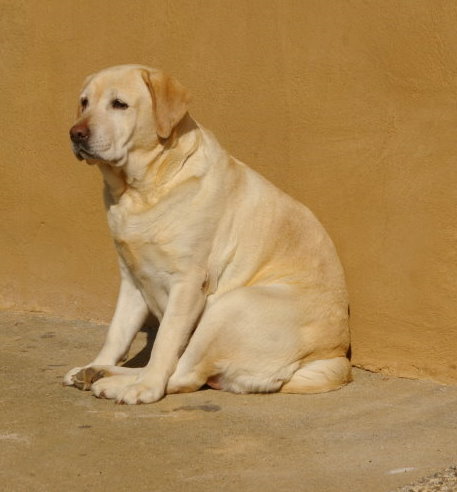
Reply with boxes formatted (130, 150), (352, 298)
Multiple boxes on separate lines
(64, 65), (351, 404)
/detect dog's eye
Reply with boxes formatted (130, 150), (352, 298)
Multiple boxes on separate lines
(112, 99), (129, 110)
(80, 97), (89, 111)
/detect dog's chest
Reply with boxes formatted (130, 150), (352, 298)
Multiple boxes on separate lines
(106, 191), (199, 288)
(107, 201), (179, 289)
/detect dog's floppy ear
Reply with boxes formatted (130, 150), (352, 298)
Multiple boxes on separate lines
(142, 69), (191, 139)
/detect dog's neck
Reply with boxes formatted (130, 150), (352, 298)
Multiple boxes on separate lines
(98, 114), (201, 206)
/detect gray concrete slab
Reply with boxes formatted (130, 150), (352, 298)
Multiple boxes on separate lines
(0, 310), (456, 492)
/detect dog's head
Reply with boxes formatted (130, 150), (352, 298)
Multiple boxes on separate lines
(69, 65), (191, 166)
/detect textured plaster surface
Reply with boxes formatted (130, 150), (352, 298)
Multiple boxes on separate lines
(1, 1), (457, 381)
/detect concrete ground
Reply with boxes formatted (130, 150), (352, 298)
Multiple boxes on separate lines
(1, 310), (456, 492)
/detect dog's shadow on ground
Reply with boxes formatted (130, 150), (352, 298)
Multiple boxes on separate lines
(122, 314), (159, 368)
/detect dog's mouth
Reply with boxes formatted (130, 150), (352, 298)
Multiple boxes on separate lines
(78, 149), (95, 161)
(72, 144), (100, 164)
(71, 140), (124, 167)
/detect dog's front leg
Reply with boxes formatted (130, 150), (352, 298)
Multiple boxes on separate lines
(63, 260), (149, 387)
(92, 274), (207, 404)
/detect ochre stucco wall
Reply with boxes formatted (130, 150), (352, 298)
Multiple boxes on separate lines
(1, 1), (457, 383)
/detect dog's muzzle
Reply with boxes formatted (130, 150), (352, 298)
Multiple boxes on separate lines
(70, 121), (93, 161)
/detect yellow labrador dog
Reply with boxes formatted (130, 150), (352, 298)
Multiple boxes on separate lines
(64, 64), (351, 404)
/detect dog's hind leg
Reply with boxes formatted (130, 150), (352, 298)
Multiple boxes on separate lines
(279, 357), (352, 394)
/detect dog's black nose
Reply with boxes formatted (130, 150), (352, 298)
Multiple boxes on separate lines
(70, 121), (90, 143)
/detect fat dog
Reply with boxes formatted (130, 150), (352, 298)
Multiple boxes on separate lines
(64, 65), (351, 404)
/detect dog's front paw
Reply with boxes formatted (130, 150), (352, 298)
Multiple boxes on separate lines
(91, 374), (138, 400)
(116, 382), (164, 405)
(63, 366), (107, 390)
(91, 375), (164, 405)
(63, 366), (85, 387)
